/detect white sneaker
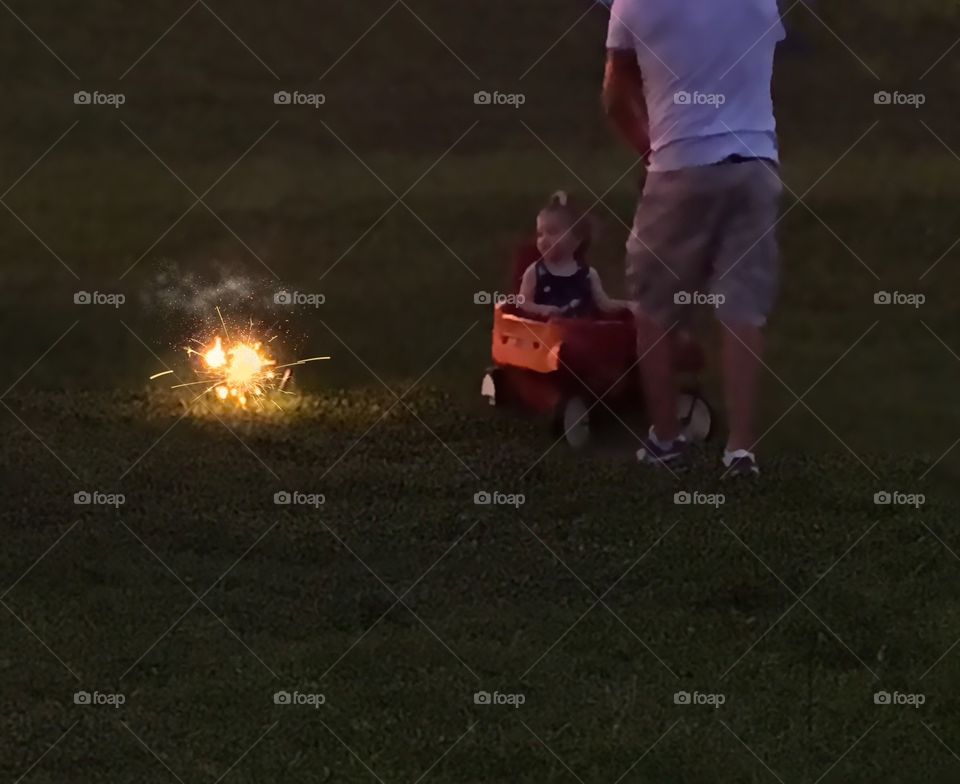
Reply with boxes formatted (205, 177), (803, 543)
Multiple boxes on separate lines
(722, 449), (760, 478)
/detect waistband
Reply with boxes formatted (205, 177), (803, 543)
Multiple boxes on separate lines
(712, 154), (778, 167)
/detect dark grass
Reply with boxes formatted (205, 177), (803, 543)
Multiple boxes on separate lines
(3, 390), (960, 782)
(3, 0), (960, 781)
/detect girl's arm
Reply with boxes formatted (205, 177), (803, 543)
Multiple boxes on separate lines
(588, 268), (632, 314)
(518, 265), (562, 318)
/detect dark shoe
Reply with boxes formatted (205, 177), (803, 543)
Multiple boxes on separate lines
(637, 428), (689, 470)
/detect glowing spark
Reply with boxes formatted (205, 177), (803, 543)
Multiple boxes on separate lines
(216, 305), (230, 339)
(204, 336), (227, 369)
(151, 309), (329, 410)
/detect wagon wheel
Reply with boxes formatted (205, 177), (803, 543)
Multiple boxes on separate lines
(678, 392), (714, 443)
(553, 394), (591, 449)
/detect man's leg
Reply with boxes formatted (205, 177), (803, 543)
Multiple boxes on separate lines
(627, 170), (716, 457)
(721, 322), (764, 452)
(712, 161), (783, 466)
(636, 311), (680, 442)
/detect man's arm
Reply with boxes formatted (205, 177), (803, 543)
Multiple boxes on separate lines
(602, 49), (650, 159)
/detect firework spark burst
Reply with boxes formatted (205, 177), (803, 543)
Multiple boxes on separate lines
(150, 307), (329, 410)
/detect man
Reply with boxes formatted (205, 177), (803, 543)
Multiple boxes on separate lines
(603, 0), (785, 477)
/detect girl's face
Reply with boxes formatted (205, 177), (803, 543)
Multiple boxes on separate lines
(536, 210), (579, 263)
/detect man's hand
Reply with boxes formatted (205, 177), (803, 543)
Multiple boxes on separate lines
(602, 49), (650, 159)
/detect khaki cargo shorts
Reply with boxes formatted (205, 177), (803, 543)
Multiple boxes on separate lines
(625, 159), (784, 327)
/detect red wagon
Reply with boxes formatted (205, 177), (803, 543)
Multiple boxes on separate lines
(481, 244), (715, 448)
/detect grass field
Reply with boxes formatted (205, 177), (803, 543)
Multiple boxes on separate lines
(3, 1), (960, 781)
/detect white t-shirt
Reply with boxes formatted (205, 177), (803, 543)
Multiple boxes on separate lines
(607, 0), (784, 171)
